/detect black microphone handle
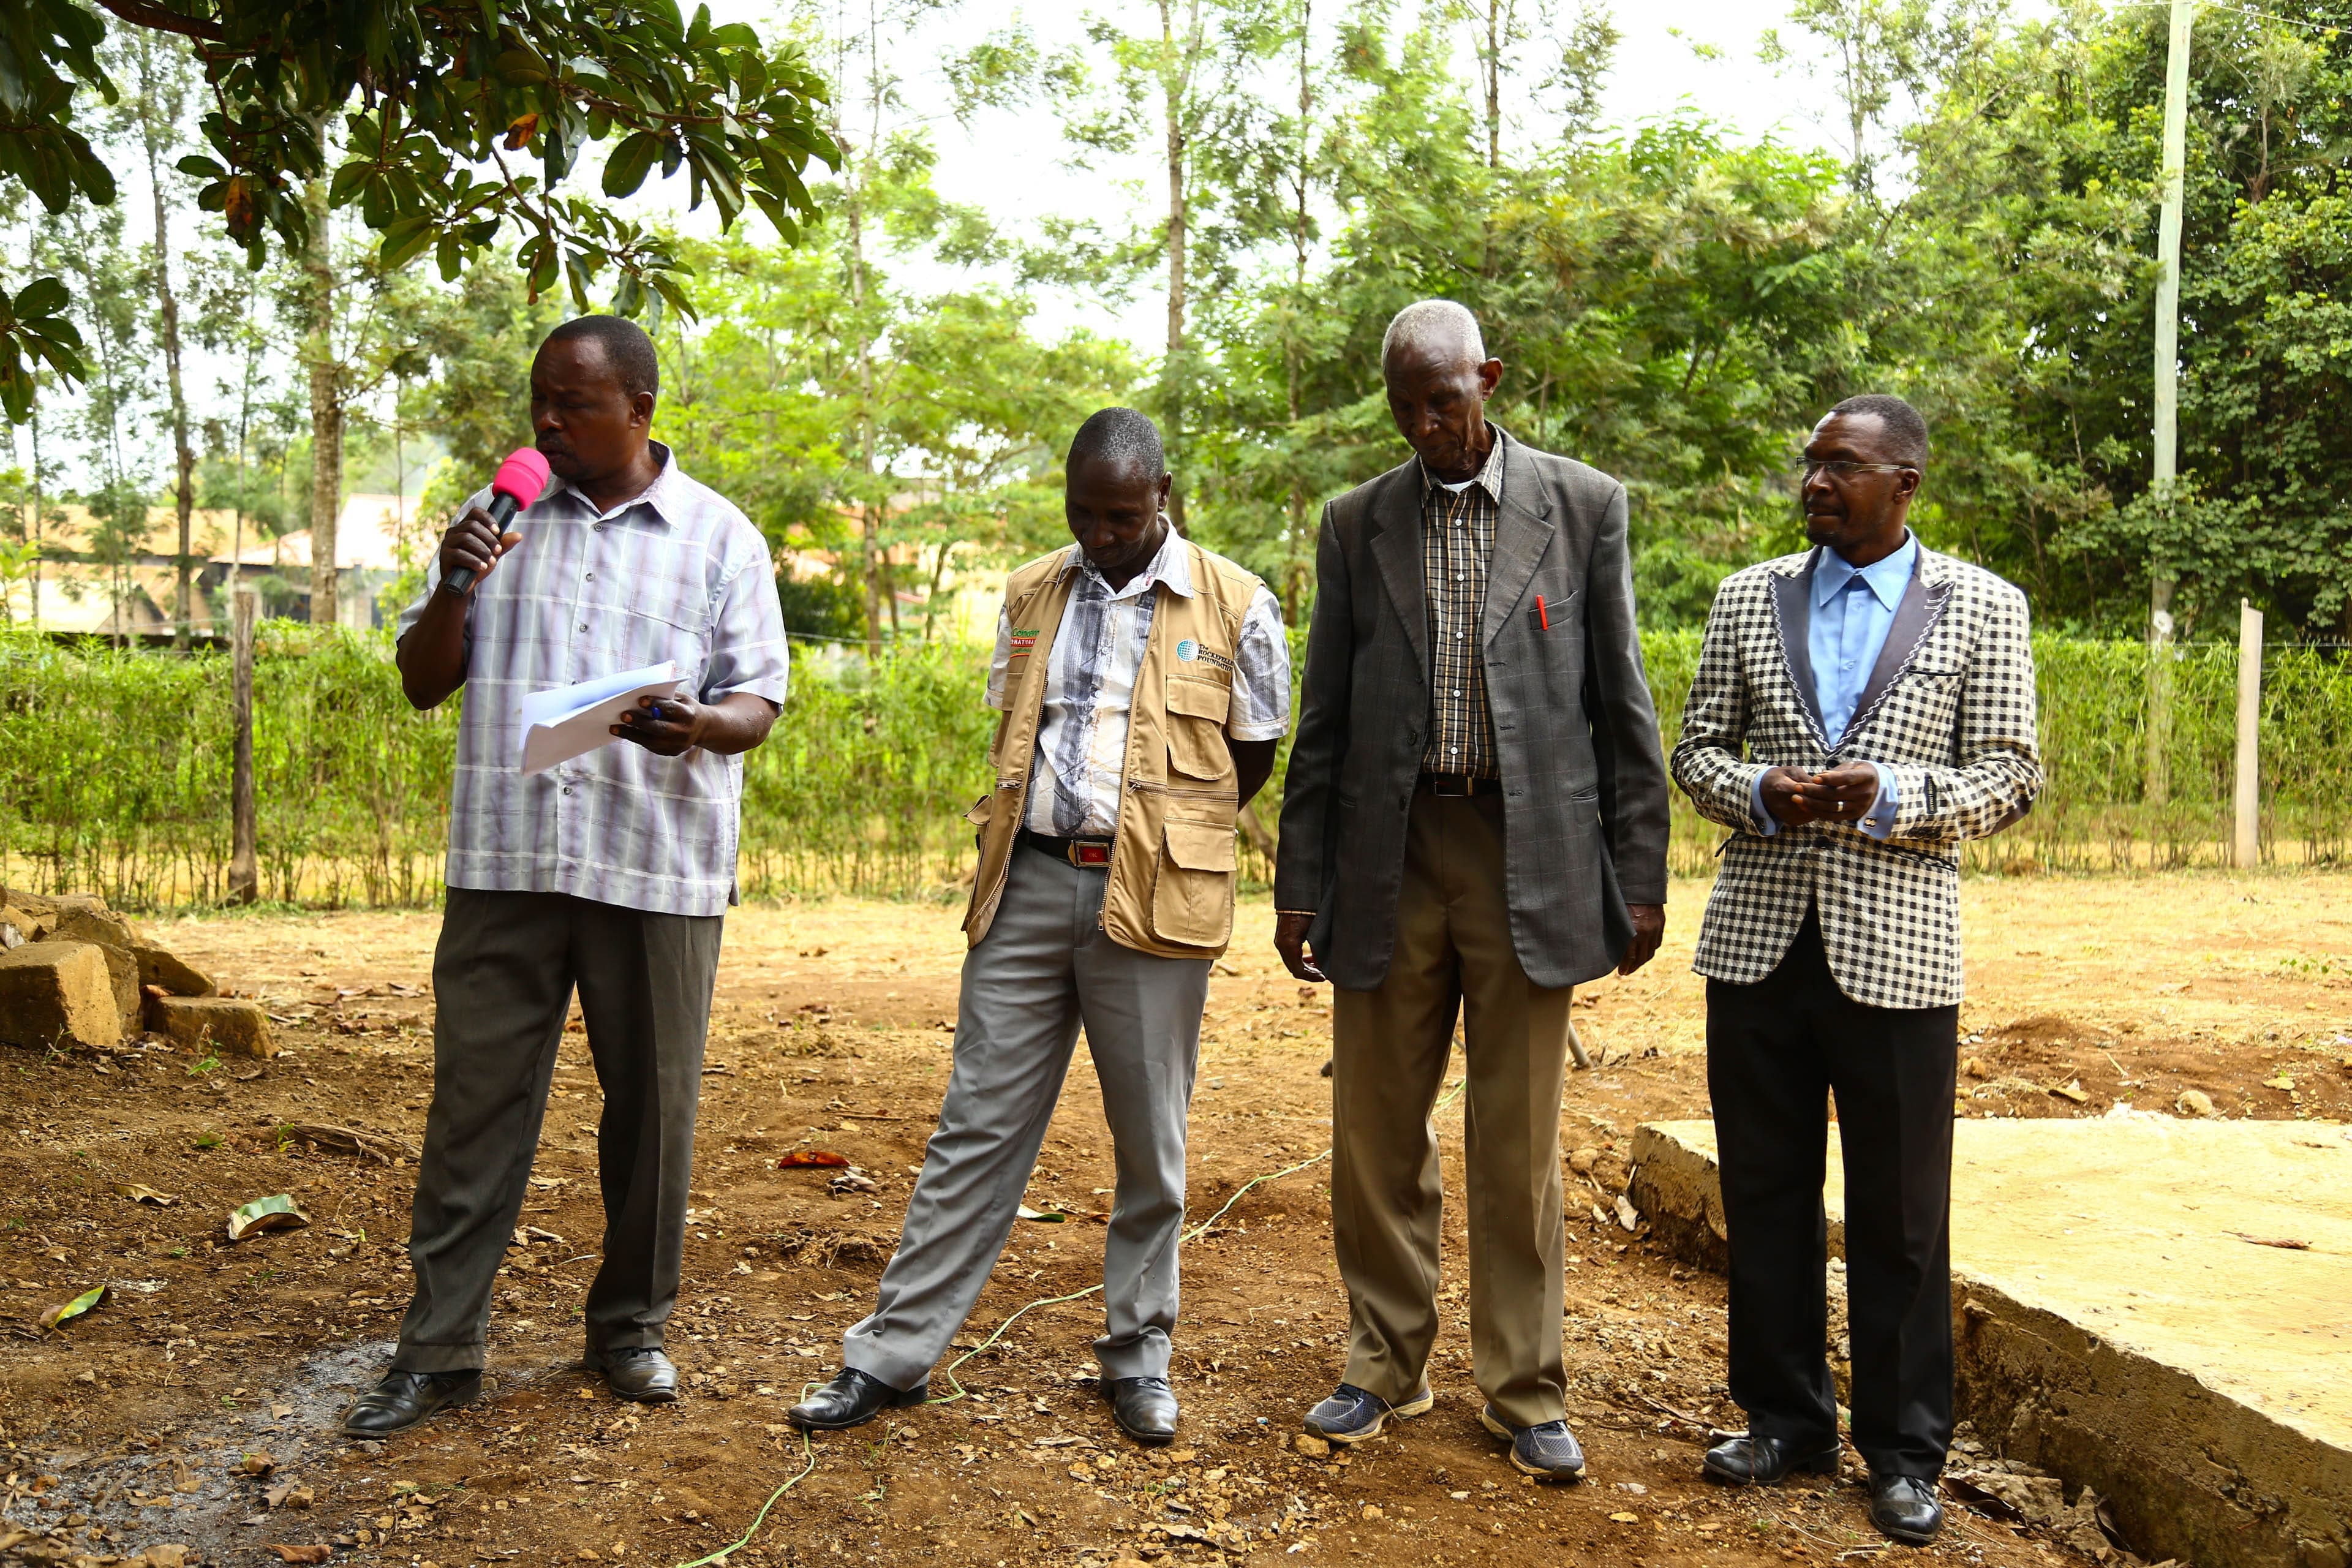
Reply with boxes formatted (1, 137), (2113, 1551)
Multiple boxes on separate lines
(439, 490), (524, 597)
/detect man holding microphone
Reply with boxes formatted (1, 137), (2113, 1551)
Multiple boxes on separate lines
(338, 315), (789, 1436)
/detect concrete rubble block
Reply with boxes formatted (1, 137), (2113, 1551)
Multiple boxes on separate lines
(0, 941), (124, 1050)
(132, 941), (216, 998)
(1630, 1117), (2352, 1568)
(1, 905), (56, 944)
(45, 909), (142, 1035)
(146, 994), (275, 1059)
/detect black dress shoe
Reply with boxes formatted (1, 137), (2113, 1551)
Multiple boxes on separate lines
(592, 1347), (679, 1404)
(786, 1367), (928, 1431)
(1101, 1376), (1178, 1446)
(339, 1368), (481, 1438)
(1702, 1433), (1842, 1485)
(1869, 1474), (1943, 1545)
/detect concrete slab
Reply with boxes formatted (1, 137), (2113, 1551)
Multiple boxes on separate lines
(1628, 1116), (2352, 1568)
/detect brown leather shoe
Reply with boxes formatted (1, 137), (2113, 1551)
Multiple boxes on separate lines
(591, 1347), (679, 1403)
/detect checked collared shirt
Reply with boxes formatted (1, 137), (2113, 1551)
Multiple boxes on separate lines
(984, 526), (1292, 839)
(1420, 426), (1507, 780)
(396, 443), (790, 918)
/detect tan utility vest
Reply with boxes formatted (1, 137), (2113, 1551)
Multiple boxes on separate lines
(963, 538), (1264, 959)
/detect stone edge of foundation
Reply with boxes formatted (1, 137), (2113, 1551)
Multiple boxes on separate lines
(1626, 1120), (2352, 1568)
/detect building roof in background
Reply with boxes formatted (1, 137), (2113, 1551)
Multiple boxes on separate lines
(20, 495), (422, 571)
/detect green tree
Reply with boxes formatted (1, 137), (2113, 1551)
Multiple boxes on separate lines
(0, 0), (838, 420)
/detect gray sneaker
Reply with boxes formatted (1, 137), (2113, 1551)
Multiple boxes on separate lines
(1479, 1404), (1587, 1481)
(1303, 1382), (1436, 1444)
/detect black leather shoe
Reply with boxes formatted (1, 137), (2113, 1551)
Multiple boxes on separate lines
(1101, 1376), (1179, 1446)
(1869, 1474), (1943, 1545)
(786, 1368), (928, 1431)
(1702, 1433), (1842, 1485)
(1477, 1405), (1586, 1482)
(592, 1347), (679, 1404)
(339, 1368), (481, 1437)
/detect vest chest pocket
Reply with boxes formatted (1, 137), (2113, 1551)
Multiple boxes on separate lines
(1165, 674), (1234, 783)
(1152, 818), (1237, 948)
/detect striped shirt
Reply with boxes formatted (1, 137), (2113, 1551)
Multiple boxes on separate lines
(396, 444), (790, 917)
(984, 528), (1292, 838)
(1421, 426), (1506, 780)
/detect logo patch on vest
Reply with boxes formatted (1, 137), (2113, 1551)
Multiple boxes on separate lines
(1009, 628), (1039, 655)
(1176, 638), (1199, 661)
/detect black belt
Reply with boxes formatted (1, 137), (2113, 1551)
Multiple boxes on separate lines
(1022, 829), (1114, 867)
(1418, 772), (1502, 797)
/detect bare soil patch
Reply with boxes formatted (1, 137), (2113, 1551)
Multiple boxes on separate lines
(4, 870), (2347, 1568)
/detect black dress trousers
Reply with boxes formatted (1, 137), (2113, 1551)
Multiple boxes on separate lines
(1705, 909), (1960, 1479)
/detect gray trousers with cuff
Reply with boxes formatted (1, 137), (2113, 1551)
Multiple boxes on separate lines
(393, 888), (723, 1374)
(842, 843), (1210, 1391)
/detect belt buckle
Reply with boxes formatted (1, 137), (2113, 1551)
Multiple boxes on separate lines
(1430, 774), (1471, 798)
(1070, 840), (1112, 868)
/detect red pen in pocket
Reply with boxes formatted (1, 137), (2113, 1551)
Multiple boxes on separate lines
(1536, 594), (1550, 631)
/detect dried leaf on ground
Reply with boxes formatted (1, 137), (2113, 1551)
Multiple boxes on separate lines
(830, 1168), (879, 1195)
(226, 1193), (311, 1242)
(268, 1547), (332, 1564)
(2048, 1080), (2090, 1104)
(2230, 1231), (2310, 1250)
(115, 1182), (176, 1205)
(1016, 1204), (1067, 1223)
(39, 1283), (106, 1330)
(777, 1150), (850, 1169)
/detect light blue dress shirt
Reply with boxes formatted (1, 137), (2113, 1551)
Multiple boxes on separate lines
(1751, 535), (1914, 839)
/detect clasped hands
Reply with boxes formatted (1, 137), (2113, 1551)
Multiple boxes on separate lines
(1757, 762), (1882, 828)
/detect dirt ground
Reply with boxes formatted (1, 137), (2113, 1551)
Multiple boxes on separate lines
(3, 869), (2348, 1568)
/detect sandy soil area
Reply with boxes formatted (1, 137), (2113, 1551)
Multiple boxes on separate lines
(2, 869), (2346, 1568)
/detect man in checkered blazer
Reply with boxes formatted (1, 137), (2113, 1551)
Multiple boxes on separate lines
(1670, 395), (2041, 1546)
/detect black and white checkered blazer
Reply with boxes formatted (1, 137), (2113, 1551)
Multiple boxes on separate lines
(1670, 543), (2043, 1010)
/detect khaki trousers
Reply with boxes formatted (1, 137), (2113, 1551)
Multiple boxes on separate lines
(1331, 790), (1574, 1427)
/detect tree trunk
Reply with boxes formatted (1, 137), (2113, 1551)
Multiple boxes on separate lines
(143, 85), (196, 649)
(1161, 0), (1191, 536)
(1286, 2), (1311, 622)
(229, 587), (258, 904)
(303, 181), (342, 627)
(1485, 0), (1502, 170)
(27, 405), (41, 627)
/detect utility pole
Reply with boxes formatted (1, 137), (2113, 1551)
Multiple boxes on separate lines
(2144, 0), (2193, 807)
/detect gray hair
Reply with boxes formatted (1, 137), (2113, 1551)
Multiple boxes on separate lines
(1380, 299), (1487, 369)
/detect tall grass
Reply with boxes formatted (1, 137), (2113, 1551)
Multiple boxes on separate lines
(4, 625), (2347, 910)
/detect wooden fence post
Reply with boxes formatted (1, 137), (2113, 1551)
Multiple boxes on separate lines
(230, 588), (258, 904)
(2233, 598), (2263, 870)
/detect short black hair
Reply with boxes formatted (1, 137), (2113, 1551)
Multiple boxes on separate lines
(1067, 407), (1165, 478)
(541, 315), (660, 401)
(1828, 393), (1928, 469)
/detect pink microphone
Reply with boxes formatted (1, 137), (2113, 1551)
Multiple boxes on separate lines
(440, 447), (553, 597)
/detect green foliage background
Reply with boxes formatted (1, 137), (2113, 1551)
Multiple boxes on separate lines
(4, 627), (2346, 911)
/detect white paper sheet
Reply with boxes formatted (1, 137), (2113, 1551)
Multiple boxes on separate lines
(517, 660), (682, 776)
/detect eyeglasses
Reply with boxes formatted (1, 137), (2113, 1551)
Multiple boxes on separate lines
(1794, 458), (1917, 481)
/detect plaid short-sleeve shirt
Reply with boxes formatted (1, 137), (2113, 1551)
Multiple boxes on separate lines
(395, 444), (790, 917)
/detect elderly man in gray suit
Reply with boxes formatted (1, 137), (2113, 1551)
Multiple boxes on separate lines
(1275, 300), (1671, 1480)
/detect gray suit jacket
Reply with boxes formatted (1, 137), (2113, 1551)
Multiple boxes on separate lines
(1274, 430), (1672, 991)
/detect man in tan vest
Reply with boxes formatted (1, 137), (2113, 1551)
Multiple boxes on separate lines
(789, 408), (1291, 1446)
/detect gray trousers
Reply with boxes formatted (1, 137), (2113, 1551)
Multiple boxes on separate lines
(842, 844), (1210, 1390)
(393, 888), (723, 1374)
